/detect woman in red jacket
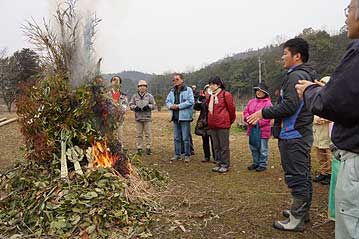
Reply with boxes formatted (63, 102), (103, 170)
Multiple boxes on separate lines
(207, 76), (236, 173)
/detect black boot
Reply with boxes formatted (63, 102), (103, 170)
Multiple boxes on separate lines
(273, 198), (309, 232)
(313, 173), (326, 183)
(273, 211), (305, 232)
(320, 175), (331, 185)
(282, 210), (310, 223)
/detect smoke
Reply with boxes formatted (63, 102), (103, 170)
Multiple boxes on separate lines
(49, 0), (100, 87)
(48, 0), (130, 86)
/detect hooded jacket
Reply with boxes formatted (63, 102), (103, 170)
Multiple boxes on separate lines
(262, 63), (318, 139)
(304, 40), (359, 153)
(243, 97), (273, 139)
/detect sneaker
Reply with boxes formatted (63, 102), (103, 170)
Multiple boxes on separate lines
(170, 155), (181, 161)
(184, 156), (190, 163)
(320, 175), (331, 185)
(212, 166), (220, 172)
(146, 148), (152, 155)
(137, 149), (143, 155)
(313, 174), (326, 183)
(273, 211), (305, 232)
(282, 210), (310, 223)
(247, 164), (258, 170)
(256, 166), (267, 172)
(218, 167), (229, 173)
(201, 158), (210, 163)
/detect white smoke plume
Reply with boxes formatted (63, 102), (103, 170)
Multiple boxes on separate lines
(49, 0), (101, 87)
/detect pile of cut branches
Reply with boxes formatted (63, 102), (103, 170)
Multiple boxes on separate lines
(0, 158), (166, 238)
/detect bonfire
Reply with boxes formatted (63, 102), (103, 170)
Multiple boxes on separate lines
(0, 1), (164, 238)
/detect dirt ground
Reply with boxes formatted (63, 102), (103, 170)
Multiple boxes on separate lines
(0, 111), (334, 239)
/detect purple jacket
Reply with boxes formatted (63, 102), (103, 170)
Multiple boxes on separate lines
(243, 97), (273, 139)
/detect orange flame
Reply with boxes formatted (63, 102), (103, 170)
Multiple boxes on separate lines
(91, 141), (117, 168)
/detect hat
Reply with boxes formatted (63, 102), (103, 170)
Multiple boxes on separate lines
(203, 84), (209, 90)
(137, 80), (147, 87)
(319, 76), (330, 84)
(209, 76), (225, 89)
(253, 82), (270, 96)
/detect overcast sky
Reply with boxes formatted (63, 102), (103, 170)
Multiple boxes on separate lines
(0, 0), (348, 74)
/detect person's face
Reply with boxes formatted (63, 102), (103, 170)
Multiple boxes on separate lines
(112, 78), (121, 90)
(172, 75), (184, 87)
(204, 88), (210, 97)
(255, 89), (266, 98)
(345, 0), (359, 39)
(138, 85), (147, 93)
(209, 83), (220, 92)
(281, 48), (301, 69)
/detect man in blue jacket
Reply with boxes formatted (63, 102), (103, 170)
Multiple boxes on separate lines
(166, 73), (194, 162)
(248, 38), (318, 232)
(296, 1), (359, 237)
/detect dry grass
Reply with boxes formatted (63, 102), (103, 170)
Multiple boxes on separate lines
(0, 110), (334, 238)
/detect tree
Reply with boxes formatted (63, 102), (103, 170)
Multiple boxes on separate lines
(0, 48), (39, 112)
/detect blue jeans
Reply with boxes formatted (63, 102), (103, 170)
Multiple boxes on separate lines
(249, 138), (269, 168)
(173, 121), (191, 157)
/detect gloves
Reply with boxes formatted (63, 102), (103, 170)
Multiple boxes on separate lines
(134, 106), (142, 112)
(142, 105), (151, 111)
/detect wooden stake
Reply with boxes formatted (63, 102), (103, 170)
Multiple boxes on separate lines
(0, 118), (18, 127)
(0, 117), (7, 122)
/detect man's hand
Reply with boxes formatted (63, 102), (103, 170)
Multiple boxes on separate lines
(247, 110), (263, 125)
(295, 80), (316, 100)
(170, 104), (179, 110)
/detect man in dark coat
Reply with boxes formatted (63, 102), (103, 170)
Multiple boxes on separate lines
(248, 38), (318, 232)
(296, 1), (359, 237)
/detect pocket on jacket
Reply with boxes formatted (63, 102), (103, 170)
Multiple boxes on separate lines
(338, 202), (359, 237)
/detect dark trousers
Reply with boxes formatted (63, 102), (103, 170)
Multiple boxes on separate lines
(279, 137), (313, 217)
(209, 129), (230, 168)
(202, 134), (214, 160)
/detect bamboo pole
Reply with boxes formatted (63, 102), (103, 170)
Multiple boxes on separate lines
(0, 117), (7, 122)
(0, 118), (18, 127)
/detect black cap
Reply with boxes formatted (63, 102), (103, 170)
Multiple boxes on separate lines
(253, 82), (269, 96)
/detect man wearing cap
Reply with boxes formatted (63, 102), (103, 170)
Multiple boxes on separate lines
(166, 73), (194, 162)
(129, 80), (156, 155)
(110, 75), (128, 146)
(296, 1), (359, 237)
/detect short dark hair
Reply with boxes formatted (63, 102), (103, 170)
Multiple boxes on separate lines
(111, 75), (122, 84)
(283, 38), (309, 63)
(174, 73), (184, 80)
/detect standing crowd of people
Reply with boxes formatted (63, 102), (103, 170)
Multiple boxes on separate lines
(108, 1), (359, 237)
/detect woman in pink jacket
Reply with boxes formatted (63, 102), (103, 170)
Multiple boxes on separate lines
(243, 82), (272, 172)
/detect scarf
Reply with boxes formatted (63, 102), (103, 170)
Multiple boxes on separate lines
(208, 88), (222, 114)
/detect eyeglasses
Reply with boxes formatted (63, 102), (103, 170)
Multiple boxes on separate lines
(172, 78), (180, 82)
(344, 5), (356, 17)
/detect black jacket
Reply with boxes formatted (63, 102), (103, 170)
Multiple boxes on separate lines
(262, 63), (318, 139)
(304, 40), (359, 153)
(194, 95), (208, 128)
